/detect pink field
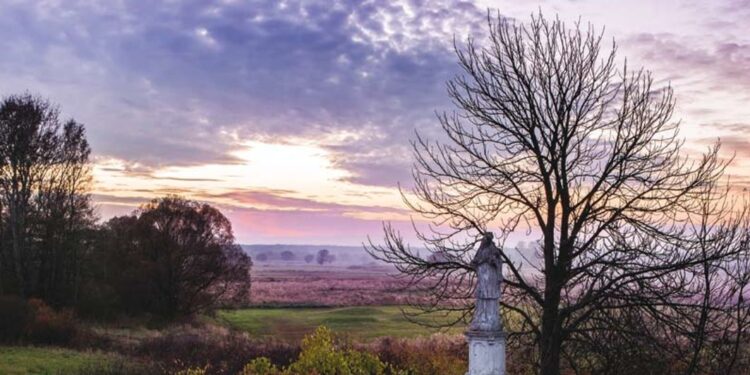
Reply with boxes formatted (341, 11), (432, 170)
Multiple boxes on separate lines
(249, 264), (415, 306)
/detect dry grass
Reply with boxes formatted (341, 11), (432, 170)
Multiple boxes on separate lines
(249, 264), (415, 307)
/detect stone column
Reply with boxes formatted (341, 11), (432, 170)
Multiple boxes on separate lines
(466, 232), (505, 375)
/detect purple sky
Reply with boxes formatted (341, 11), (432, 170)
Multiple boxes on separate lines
(1, 0), (748, 245)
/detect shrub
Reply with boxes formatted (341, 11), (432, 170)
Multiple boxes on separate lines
(134, 324), (298, 374)
(0, 296), (77, 345)
(240, 358), (281, 375)
(247, 326), (393, 375)
(0, 295), (31, 342)
(363, 334), (467, 375)
(174, 367), (209, 375)
(25, 298), (77, 344)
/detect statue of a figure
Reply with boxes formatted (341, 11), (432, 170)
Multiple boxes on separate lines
(466, 232), (505, 375)
(469, 232), (503, 332)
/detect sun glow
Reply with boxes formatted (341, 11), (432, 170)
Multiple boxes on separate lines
(92, 139), (404, 214)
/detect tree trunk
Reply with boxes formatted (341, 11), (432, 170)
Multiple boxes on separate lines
(540, 274), (563, 375)
(9, 202), (27, 298)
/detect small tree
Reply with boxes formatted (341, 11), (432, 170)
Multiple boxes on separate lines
(316, 249), (334, 265)
(280, 250), (295, 261)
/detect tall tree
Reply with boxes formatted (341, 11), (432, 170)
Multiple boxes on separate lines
(367, 13), (744, 374)
(0, 94), (93, 302)
(33, 121), (93, 306)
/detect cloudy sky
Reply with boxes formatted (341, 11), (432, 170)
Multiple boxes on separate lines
(0, 0), (748, 245)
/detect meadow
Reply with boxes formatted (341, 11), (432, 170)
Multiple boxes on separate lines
(248, 263), (415, 307)
(0, 347), (118, 375)
(0, 264), (470, 374)
(217, 306), (465, 342)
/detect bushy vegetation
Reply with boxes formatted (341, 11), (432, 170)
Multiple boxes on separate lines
(361, 335), (467, 375)
(133, 323), (298, 374)
(0, 296), (77, 345)
(85, 196), (252, 319)
(0, 94), (251, 326)
(248, 326), (391, 375)
(7, 319), (467, 375)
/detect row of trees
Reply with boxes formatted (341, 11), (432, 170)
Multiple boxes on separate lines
(0, 95), (251, 318)
(255, 248), (334, 264)
(369, 12), (750, 375)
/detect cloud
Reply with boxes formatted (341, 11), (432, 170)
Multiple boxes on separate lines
(700, 122), (750, 133)
(0, 0), (488, 187)
(93, 190), (416, 244)
(208, 189), (411, 216)
(708, 137), (750, 159)
(624, 33), (750, 93)
(4, 0), (750, 244)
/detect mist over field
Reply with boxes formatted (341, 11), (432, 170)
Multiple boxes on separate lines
(242, 244), (384, 267)
(243, 243), (540, 272)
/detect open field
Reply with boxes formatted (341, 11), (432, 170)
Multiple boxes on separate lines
(249, 263), (417, 306)
(218, 305), (466, 342)
(0, 346), (115, 375)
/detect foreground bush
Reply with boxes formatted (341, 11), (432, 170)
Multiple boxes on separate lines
(26, 298), (77, 344)
(0, 296), (76, 345)
(135, 323), (298, 374)
(361, 334), (467, 375)
(242, 326), (397, 375)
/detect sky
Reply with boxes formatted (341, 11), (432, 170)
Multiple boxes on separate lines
(0, 0), (748, 245)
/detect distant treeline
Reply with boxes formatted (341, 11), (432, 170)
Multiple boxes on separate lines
(0, 94), (252, 322)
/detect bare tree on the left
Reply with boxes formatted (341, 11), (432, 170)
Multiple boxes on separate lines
(0, 94), (94, 306)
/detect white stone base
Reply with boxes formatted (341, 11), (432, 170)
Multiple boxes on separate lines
(466, 330), (505, 375)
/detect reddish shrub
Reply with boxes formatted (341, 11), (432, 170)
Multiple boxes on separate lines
(0, 296), (77, 345)
(361, 334), (468, 374)
(134, 325), (299, 375)
(25, 298), (77, 344)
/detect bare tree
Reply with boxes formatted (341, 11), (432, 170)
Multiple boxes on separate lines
(560, 186), (750, 374)
(367, 12), (742, 374)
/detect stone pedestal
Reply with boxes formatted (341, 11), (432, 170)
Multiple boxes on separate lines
(466, 329), (505, 375)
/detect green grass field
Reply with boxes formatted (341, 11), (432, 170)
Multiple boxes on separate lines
(0, 346), (114, 375)
(0, 307), (466, 373)
(217, 305), (466, 341)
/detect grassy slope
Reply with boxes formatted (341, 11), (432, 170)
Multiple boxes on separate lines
(0, 346), (113, 375)
(217, 305), (465, 342)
